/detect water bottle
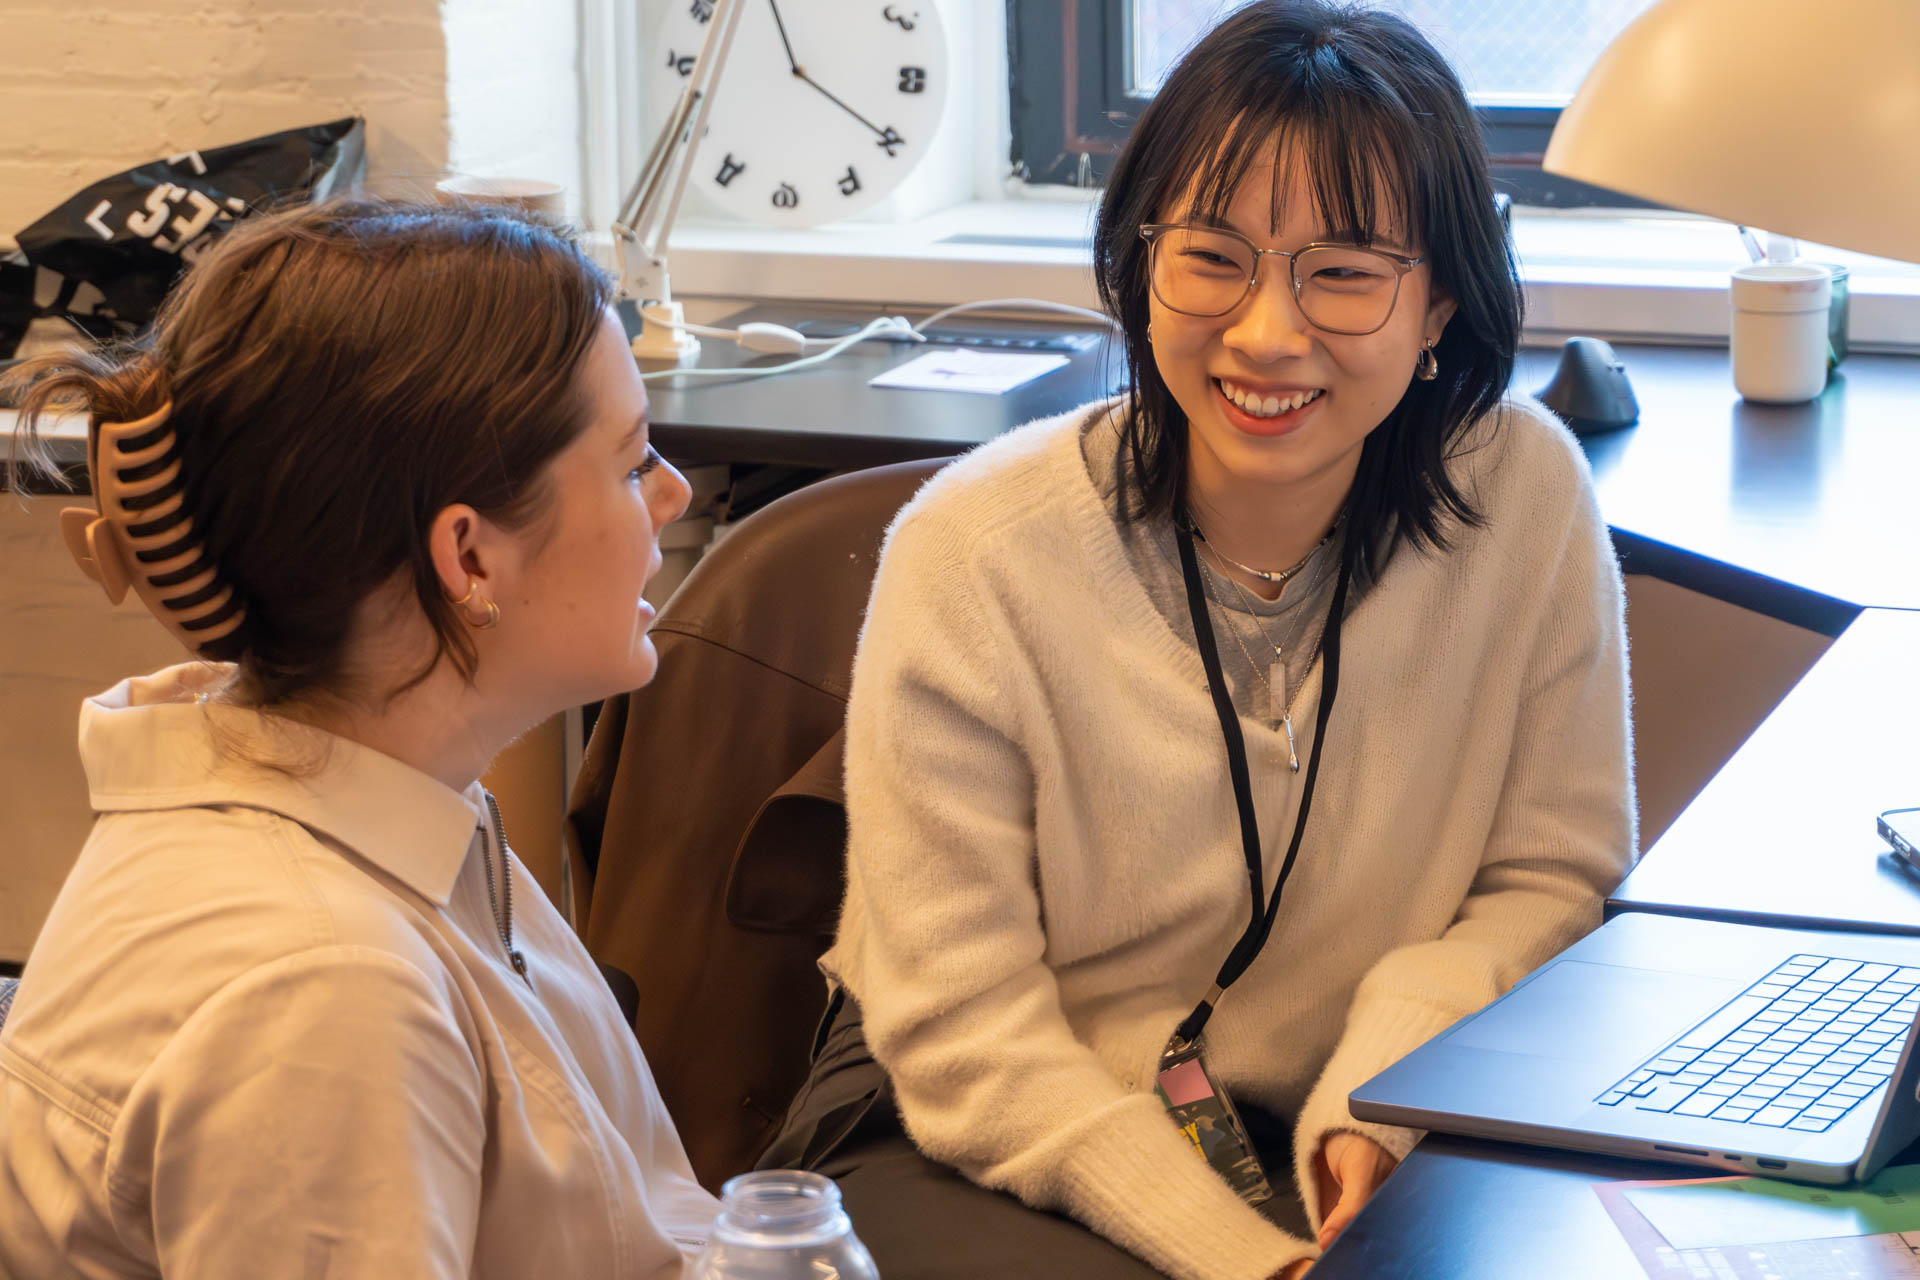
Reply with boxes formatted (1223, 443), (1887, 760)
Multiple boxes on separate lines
(690, 1170), (879, 1279)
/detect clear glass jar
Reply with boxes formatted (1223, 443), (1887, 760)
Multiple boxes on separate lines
(690, 1170), (879, 1280)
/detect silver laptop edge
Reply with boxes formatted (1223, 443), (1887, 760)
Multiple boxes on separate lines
(1348, 913), (1920, 1183)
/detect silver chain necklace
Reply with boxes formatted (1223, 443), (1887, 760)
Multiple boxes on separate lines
(481, 793), (528, 980)
(1185, 508), (1336, 587)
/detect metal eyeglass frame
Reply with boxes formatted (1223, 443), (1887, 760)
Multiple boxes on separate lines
(1138, 223), (1425, 336)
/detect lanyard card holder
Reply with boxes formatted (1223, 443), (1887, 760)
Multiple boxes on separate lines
(1155, 1038), (1275, 1206)
(1155, 525), (1354, 1213)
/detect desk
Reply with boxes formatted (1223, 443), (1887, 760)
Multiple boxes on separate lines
(1312, 606), (1920, 1278)
(1610, 607), (1920, 936)
(638, 302), (1128, 472)
(1518, 344), (1920, 623)
(1311, 1132), (1920, 1280)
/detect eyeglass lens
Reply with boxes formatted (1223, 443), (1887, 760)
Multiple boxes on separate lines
(1149, 227), (1404, 332)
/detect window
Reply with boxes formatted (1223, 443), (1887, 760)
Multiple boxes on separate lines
(1006, 0), (1660, 206)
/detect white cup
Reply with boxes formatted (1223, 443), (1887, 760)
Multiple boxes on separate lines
(434, 175), (568, 218)
(1729, 263), (1832, 403)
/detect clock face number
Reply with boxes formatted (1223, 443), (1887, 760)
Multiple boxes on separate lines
(650, 0), (946, 227)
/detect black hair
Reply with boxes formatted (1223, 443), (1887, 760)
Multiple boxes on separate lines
(1092, 0), (1523, 581)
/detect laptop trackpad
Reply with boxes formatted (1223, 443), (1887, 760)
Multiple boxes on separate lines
(1445, 961), (1740, 1065)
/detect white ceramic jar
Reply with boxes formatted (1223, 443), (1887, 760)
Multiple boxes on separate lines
(1729, 263), (1832, 403)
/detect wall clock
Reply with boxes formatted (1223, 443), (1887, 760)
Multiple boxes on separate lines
(649, 0), (950, 228)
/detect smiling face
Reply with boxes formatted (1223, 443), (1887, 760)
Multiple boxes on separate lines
(1148, 144), (1455, 516)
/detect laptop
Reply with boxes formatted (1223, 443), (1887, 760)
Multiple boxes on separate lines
(1348, 911), (1920, 1183)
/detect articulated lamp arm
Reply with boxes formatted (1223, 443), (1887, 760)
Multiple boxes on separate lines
(612, 0), (746, 356)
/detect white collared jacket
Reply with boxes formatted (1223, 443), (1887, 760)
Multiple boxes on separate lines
(0, 663), (719, 1278)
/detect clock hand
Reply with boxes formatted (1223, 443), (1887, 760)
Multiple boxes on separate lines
(762, 0), (897, 145)
(794, 70), (892, 140)
(766, 0), (801, 75)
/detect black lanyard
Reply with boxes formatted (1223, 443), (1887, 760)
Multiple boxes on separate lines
(1170, 524), (1352, 1049)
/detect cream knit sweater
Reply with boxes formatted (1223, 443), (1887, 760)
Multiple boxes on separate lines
(826, 396), (1635, 1280)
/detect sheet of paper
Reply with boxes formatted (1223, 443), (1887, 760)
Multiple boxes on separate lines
(1623, 1165), (1920, 1251)
(868, 347), (1069, 395)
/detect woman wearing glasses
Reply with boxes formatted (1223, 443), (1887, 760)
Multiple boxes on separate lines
(768, 3), (1635, 1278)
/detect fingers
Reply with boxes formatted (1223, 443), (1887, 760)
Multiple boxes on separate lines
(1316, 1175), (1369, 1250)
(1313, 1156), (1341, 1230)
(1313, 1134), (1397, 1251)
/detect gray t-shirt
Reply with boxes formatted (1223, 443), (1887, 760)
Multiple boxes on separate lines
(1079, 411), (1344, 729)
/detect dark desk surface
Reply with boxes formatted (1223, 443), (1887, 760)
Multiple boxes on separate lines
(637, 302), (1127, 472)
(1312, 1133), (1920, 1280)
(1517, 344), (1920, 623)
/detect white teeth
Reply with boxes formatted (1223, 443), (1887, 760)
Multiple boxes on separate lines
(1220, 381), (1321, 419)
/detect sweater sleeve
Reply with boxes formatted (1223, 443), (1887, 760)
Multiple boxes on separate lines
(1288, 430), (1637, 1223)
(836, 514), (1312, 1280)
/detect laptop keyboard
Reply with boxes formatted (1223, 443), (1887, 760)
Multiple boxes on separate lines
(1596, 955), (1919, 1132)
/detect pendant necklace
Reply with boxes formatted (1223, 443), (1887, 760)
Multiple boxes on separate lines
(1211, 567), (1329, 771)
(1184, 512), (1342, 770)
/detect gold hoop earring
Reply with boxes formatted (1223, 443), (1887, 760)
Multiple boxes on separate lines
(1415, 341), (1440, 382)
(464, 598), (500, 630)
(450, 578), (481, 607)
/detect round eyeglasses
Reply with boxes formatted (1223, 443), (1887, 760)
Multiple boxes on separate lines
(1139, 224), (1424, 336)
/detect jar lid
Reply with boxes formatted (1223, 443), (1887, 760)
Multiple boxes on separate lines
(1730, 263), (1833, 313)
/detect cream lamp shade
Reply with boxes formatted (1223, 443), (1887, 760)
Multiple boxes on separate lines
(1543, 0), (1920, 264)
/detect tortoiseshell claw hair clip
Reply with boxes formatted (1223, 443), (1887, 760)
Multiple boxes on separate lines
(58, 403), (247, 656)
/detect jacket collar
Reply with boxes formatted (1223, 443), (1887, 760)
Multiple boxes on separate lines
(78, 664), (484, 906)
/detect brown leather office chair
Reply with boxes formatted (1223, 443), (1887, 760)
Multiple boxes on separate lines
(566, 457), (948, 1192)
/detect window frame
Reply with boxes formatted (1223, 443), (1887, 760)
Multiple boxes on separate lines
(1004, 0), (1653, 209)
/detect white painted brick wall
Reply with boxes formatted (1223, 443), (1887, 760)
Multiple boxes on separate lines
(1, 0), (587, 235)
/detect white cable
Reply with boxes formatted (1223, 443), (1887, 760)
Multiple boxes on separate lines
(917, 298), (1118, 331)
(636, 299), (1118, 383)
(640, 315), (917, 383)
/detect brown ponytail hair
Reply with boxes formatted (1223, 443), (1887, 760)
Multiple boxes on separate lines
(4, 200), (615, 708)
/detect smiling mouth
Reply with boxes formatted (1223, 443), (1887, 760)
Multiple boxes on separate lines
(1216, 378), (1324, 419)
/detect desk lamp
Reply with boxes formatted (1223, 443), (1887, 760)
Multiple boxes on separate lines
(1542, 0), (1920, 265)
(612, 0), (746, 362)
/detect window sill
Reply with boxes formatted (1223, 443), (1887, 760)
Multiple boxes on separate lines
(604, 200), (1920, 355)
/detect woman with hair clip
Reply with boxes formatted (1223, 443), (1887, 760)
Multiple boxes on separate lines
(763, 3), (1636, 1278)
(0, 202), (716, 1277)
